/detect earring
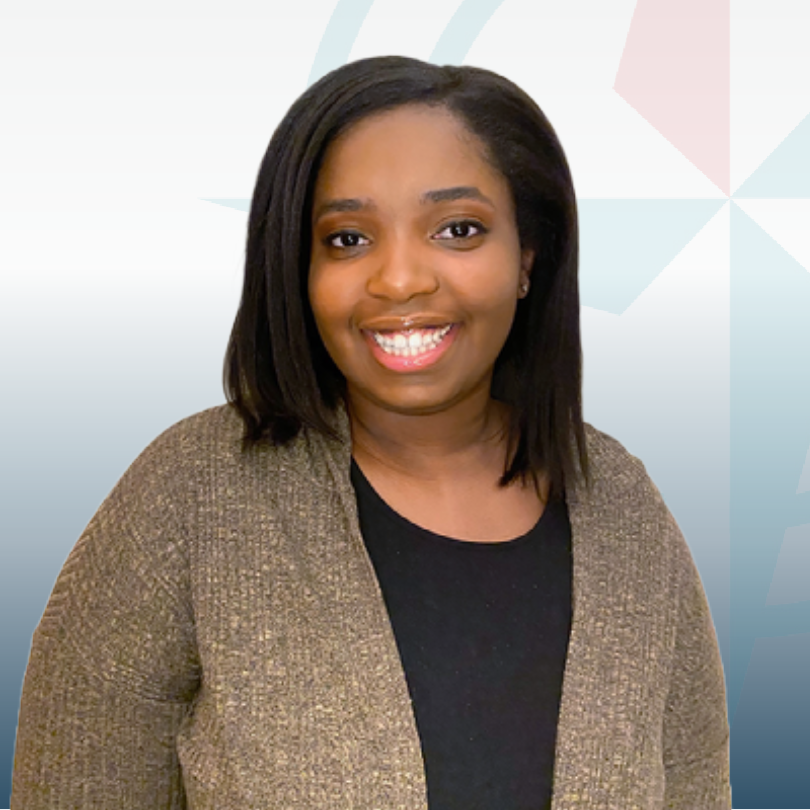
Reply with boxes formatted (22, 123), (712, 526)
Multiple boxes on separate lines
(520, 281), (530, 296)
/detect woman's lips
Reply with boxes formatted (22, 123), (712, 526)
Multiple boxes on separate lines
(362, 324), (459, 372)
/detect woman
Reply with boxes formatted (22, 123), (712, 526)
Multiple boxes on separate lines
(12, 56), (730, 808)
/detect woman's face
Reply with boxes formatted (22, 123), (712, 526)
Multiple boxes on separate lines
(308, 104), (534, 417)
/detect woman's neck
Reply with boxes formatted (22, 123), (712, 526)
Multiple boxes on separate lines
(347, 394), (512, 487)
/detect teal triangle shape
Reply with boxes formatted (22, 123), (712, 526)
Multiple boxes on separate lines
(203, 198), (250, 212)
(578, 199), (725, 314)
(735, 111), (810, 198)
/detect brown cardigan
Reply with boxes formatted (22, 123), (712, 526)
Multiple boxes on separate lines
(12, 404), (731, 808)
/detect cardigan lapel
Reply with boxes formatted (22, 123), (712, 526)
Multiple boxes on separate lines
(550, 440), (668, 809)
(551, 483), (617, 808)
(313, 415), (430, 809)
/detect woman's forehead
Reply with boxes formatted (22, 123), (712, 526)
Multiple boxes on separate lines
(313, 105), (507, 208)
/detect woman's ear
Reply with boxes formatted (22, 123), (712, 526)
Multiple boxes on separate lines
(518, 248), (535, 298)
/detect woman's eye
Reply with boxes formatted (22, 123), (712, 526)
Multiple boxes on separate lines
(326, 231), (369, 249)
(434, 220), (487, 241)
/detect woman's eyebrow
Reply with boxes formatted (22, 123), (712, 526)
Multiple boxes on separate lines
(313, 197), (374, 221)
(420, 186), (494, 207)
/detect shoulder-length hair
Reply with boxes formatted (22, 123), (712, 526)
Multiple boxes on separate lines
(224, 55), (590, 501)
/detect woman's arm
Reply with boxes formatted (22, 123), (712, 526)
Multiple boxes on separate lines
(662, 537), (731, 809)
(11, 434), (201, 808)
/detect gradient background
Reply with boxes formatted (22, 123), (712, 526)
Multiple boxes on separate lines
(1, 1), (808, 807)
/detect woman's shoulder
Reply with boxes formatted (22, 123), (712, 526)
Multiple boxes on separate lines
(575, 423), (684, 547)
(131, 403), (244, 460)
(65, 405), (352, 584)
(126, 403), (350, 493)
(139, 403), (252, 464)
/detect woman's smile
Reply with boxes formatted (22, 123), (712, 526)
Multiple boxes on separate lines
(363, 323), (460, 372)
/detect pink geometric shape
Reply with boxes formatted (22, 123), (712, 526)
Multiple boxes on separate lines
(614, 0), (730, 195)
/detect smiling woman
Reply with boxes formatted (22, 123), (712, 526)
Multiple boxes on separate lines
(11, 57), (730, 809)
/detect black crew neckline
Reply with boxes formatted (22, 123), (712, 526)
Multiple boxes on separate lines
(349, 456), (555, 550)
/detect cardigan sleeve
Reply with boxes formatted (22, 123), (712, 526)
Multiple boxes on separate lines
(11, 431), (202, 809)
(661, 528), (731, 809)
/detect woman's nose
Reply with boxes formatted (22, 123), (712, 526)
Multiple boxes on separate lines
(365, 239), (440, 302)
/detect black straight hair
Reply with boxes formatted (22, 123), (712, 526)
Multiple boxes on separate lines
(224, 55), (590, 501)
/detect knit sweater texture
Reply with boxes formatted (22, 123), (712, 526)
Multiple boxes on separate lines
(11, 403), (731, 809)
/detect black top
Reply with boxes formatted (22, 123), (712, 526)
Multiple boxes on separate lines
(350, 459), (573, 810)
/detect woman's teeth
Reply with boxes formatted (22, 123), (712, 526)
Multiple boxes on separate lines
(371, 325), (452, 356)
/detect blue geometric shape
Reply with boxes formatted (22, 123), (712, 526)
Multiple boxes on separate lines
(735, 110), (810, 198)
(429, 0), (507, 65)
(202, 198), (250, 212)
(729, 202), (810, 726)
(766, 523), (810, 605)
(307, 0), (375, 87)
(578, 199), (725, 314)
